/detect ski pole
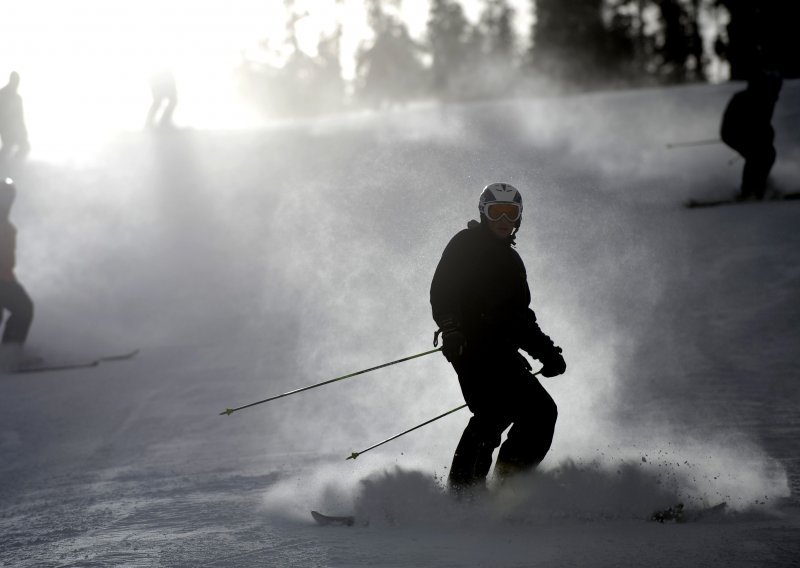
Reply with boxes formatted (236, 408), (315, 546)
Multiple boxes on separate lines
(220, 347), (443, 416)
(665, 139), (721, 149)
(346, 404), (468, 460)
(344, 368), (543, 460)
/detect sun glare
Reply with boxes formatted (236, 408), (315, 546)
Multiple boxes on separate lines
(2, 0), (526, 160)
(1, 0), (288, 159)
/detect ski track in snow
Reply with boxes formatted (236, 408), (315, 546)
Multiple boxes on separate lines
(2, 81), (800, 567)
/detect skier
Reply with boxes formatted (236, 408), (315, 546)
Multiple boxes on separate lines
(0, 72), (31, 162)
(430, 182), (566, 495)
(0, 178), (34, 362)
(720, 70), (783, 200)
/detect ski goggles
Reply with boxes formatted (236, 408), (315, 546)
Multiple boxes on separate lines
(485, 202), (521, 222)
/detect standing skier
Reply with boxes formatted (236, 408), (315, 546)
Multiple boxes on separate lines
(0, 72), (31, 162)
(720, 70), (783, 200)
(430, 183), (566, 495)
(0, 178), (34, 363)
(715, 0), (798, 201)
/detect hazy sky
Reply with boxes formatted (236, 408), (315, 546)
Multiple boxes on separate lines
(1, 0), (531, 143)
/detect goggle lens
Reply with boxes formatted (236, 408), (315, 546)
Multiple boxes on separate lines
(486, 203), (521, 222)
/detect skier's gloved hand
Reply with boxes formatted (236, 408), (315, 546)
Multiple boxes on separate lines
(538, 346), (566, 377)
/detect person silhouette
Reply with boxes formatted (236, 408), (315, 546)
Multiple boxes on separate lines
(146, 68), (178, 129)
(430, 183), (566, 496)
(0, 72), (31, 162)
(0, 178), (34, 367)
(720, 70), (783, 200)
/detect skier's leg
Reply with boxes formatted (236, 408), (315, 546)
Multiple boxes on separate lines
(145, 99), (162, 128)
(742, 144), (776, 199)
(495, 374), (557, 479)
(160, 96), (177, 127)
(448, 412), (511, 492)
(1, 281), (33, 344)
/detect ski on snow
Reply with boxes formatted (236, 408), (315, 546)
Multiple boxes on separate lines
(311, 510), (356, 527)
(310, 502), (729, 526)
(685, 191), (800, 209)
(9, 349), (140, 374)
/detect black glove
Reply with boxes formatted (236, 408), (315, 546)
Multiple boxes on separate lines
(538, 346), (566, 377)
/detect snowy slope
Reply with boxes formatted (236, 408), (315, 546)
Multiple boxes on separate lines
(1, 80), (799, 567)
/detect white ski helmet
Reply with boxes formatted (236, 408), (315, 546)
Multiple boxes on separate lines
(478, 182), (523, 228)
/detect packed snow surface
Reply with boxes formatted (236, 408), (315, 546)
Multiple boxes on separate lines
(2, 81), (799, 567)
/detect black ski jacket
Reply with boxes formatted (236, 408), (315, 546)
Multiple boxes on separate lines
(430, 220), (556, 359)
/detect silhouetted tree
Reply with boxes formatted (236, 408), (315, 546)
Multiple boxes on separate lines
(237, 0), (346, 117)
(600, 0), (651, 82)
(529, 0), (717, 87)
(601, 1), (658, 77)
(715, 0), (800, 80)
(480, 0), (516, 60)
(473, 0), (518, 93)
(355, 0), (427, 107)
(529, 0), (637, 88)
(650, 0), (705, 82)
(427, 0), (479, 98)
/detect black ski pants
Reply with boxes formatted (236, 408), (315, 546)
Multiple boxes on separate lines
(726, 136), (776, 199)
(448, 348), (557, 489)
(0, 280), (33, 344)
(741, 143), (776, 199)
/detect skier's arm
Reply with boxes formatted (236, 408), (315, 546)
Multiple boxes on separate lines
(430, 232), (470, 330)
(518, 309), (554, 356)
(518, 309), (566, 377)
(430, 233), (469, 361)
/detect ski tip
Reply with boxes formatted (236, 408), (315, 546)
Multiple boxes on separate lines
(98, 348), (141, 362)
(311, 510), (355, 526)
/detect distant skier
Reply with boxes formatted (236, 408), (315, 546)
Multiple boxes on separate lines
(146, 68), (178, 129)
(430, 183), (566, 495)
(0, 72), (31, 162)
(720, 70), (783, 200)
(0, 178), (34, 361)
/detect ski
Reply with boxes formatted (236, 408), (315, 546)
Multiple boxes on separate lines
(10, 349), (140, 374)
(311, 510), (355, 527)
(685, 192), (800, 209)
